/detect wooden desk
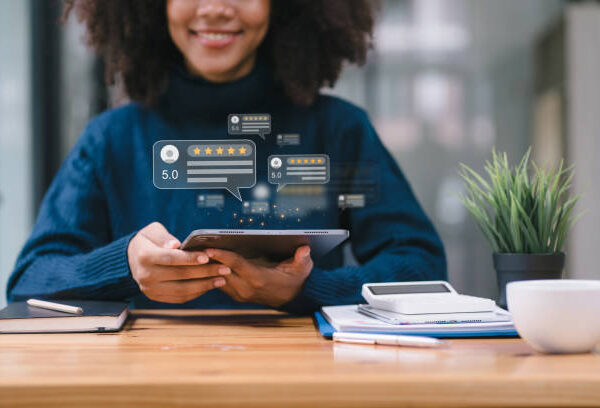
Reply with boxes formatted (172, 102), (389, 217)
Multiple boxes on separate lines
(1, 310), (599, 407)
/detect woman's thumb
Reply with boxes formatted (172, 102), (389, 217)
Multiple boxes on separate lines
(294, 245), (311, 265)
(144, 222), (180, 248)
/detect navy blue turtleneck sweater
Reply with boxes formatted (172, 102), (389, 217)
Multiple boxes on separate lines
(7, 62), (446, 314)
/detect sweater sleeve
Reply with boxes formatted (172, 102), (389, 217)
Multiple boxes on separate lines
(280, 106), (447, 315)
(6, 123), (140, 302)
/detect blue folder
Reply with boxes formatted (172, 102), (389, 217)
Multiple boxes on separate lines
(313, 312), (519, 339)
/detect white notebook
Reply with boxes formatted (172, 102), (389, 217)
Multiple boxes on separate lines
(357, 304), (512, 325)
(322, 305), (516, 335)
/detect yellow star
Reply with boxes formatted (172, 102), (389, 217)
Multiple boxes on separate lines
(311, 159), (315, 163)
(204, 147), (212, 155)
(228, 147), (235, 155)
(193, 147), (200, 155)
(304, 159), (309, 164)
(239, 146), (247, 154)
(317, 159), (323, 163)
(216, 147), (224, 155)
(290, 159), (295, 164)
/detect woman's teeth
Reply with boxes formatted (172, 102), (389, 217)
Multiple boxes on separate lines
(197, 32), (234, 41)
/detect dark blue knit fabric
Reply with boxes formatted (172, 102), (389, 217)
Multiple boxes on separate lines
(7, 61), (446, 314)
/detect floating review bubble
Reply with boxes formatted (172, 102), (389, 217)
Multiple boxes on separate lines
(276, 134), (301, 146)
(268, 154), (330, 191)
(228, 113), (271, 140)
(242, 200), (270, 215)
(338, 194), (366, 209)
(197, 193), (225, 210)
(153, 139), (256, 201)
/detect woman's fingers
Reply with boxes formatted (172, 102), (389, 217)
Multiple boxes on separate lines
(157, 263), (231, 281)
(205, 248), (251, 274)
(140, 246), (210, 266)
(162, 239), (181, 249)
(145, 277), (226, 303)
(130, 222), (233, 304)
(160, 277), (226, 294)
(141, 222), (181, 247)
(136, 227), (210, 266)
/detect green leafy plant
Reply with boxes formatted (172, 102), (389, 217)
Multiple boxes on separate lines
(458, 148), (582, 254)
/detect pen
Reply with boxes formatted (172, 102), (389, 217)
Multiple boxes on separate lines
(26, 299), (83, 315)
(333, 332), (449, 348)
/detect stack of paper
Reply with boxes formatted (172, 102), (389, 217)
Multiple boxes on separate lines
(356, 304), (512, 325)
(320, 305), (517, 337)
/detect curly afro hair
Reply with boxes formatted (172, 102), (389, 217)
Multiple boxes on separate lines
(63, 0), (376, 106)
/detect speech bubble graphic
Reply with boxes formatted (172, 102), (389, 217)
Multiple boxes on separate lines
(338, 194), (366, 209)
(228, 113), (271, 140)
(242, 200), (270, 215)
(276, 133), (301, 146)
(268, 154), (330, 191)
(153, 139), (256, 201)
(197, 193), (225, 210)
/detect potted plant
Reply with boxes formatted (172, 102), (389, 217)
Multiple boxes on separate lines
(458, 149), (582, 309)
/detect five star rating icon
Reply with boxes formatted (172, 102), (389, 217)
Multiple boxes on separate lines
(289, 158), (323, 165)
(189, 145), (250, 157)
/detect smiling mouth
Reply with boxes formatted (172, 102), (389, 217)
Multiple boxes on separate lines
(195, 32), (237, 41)
(189, 30), (242, 48)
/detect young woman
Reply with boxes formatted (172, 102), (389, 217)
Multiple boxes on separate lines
(7, 0), (446, 314)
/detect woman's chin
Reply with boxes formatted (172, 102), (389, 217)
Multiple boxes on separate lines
(186, 59), (253, 83)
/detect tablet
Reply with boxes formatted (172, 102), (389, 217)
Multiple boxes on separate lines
(180, 229), (349, 261)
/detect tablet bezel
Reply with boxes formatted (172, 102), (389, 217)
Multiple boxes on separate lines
(180, 229), (349, 261)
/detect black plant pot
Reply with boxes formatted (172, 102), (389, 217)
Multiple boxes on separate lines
(493, 252), (565, 309)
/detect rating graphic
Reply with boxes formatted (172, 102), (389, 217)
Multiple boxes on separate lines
(268, 154), (330, 191)
(228, 113), (271, 140)
(153, 140), (256, 201)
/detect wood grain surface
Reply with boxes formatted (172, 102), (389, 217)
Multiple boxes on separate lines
(1, 309), (599, 407)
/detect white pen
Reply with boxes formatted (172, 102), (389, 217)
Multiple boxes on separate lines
(333, 332), (449, 348)
(26, 299), (83, 315)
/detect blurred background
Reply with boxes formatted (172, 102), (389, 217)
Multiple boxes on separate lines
(1, 0), (599, 307)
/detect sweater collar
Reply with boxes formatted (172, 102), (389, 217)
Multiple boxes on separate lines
(159, 58), (280, 122)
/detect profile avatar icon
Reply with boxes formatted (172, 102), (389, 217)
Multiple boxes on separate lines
(160, 144), (179, 164)
(270, 157), (282, 169)
(230, 115), (240, 124)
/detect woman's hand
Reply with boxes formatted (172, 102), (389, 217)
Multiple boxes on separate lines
(127, 222), (231, 303)
(205, 246), (314, 308)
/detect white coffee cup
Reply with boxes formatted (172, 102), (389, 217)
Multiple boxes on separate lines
(507, 279), (600, 353)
